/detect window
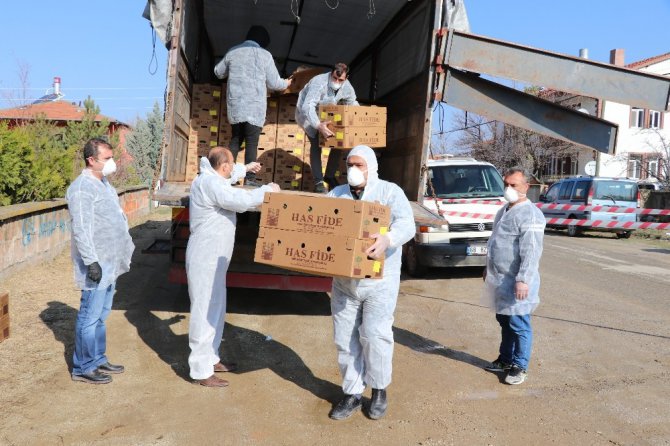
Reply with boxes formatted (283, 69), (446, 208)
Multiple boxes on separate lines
(647, 158), (659, 178)
(571, 180), (590, 201)
(559, 181), (574, 200)
(649, 110), (661, 129)
(630, 108), (644, 128)
(544, 184), (559, 202)
(628, 155), (642, 179)
(426, 165), (505, 198)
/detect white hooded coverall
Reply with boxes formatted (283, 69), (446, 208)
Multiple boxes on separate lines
(327, 145), (415, 395)
(186, 157), (273, 379)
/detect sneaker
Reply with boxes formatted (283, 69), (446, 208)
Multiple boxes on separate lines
(504, 365), (527, 385)
(484, 357), (512, 372)
(314, 182), (327, 194)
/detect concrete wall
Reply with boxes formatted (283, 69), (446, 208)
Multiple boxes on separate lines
(0, 187), (150, 280)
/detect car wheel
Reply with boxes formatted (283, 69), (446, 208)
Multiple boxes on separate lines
(567, 224), (581, 237)
(405, 241), (427, 277)
(616, 231), (632, 239)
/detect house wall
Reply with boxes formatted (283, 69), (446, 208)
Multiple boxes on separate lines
(0, 187), (150, 280)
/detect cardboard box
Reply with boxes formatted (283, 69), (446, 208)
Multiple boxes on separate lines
(0, 292), (9, 343)
(319, 104), (387, 127)
(192, 83), (223, 106)
(321, 127), (386, 149)
(283, 67), (324, 94)
(260, 191), (390, 238)
(255, 228), (384, 279)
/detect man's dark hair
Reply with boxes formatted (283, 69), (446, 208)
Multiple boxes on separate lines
(83, 138), (112, 166)
(246, 25), (270, 49)
(208, 147), (233, 170)
(332, 63), (349, 78)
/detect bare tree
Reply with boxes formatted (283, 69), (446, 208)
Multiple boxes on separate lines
(451, 110), (577, 178)
(615, 128), (670, 191)
(1, 59), (32, 109)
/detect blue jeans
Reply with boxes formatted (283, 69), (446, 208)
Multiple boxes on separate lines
(72, 282), (116, 375)
(496, 313), (532, 371)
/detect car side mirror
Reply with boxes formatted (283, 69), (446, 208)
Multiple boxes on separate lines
(539, 194), (547, 202)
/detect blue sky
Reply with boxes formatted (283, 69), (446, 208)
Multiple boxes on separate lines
(0, 1), (668, 125)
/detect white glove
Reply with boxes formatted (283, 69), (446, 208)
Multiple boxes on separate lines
(267, 182), (281, 193)
(246, 162), (261, 174)
(365, 233), (390, 260)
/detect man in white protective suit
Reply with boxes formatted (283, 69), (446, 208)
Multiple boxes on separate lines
(214, 25), (291, 187)
(326, 145), (415, 420)
(295, 63), (358, 193)
(186, 147), (280, 387)
(482, 166), (545, 386)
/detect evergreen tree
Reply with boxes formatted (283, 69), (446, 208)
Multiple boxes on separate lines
(125, 102), (164, 186)
(0, 123), (33, 205)
(23, 117), (76, 201)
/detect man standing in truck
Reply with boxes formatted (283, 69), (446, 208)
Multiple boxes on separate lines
(296, 63), (358, 193)
(214, 25), (292, 187)
(326, 145), (415, 420)
(482, 167), (545, 386)
(186, 147), (279, 387)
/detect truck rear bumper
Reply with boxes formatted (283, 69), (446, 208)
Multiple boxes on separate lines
(414, 243), (487, 267)
(169, 266), (333, 292)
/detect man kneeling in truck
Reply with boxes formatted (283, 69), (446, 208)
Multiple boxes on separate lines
(326, 145), (415, 420)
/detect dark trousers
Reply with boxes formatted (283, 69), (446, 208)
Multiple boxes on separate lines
(308, 133), (340, 187)
(229, 122), (262, 179)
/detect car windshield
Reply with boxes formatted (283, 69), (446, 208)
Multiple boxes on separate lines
(426, 165), (505, 198)
(593, 181), (637, 202)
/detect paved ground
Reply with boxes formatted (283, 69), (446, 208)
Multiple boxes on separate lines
(1, 210), (669, 445)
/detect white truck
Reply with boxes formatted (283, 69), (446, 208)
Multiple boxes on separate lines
(404, 156), (505, 276)
(148, 0), (670, 289)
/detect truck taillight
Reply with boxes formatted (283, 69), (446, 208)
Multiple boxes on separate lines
(637, 189), (641, 207)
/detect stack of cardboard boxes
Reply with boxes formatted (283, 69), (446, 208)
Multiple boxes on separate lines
(0, 292), (9, 344)
(254, 192), (390, 279)
(185, 83), (387, 191)
(320, 104), (387, 149)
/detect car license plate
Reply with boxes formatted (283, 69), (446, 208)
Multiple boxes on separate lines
(466, 245), (487, 256)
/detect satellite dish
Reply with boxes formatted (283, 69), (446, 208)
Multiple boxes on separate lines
(584, 161), (596, 176)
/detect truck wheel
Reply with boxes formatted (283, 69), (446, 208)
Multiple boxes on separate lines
(616, 231), (632, 239)
(405, 241), (427, 277)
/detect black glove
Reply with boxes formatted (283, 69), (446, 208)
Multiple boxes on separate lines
(87, 262), (102, 283)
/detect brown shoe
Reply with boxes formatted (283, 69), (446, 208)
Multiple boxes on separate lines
(213, 362), (238, 373)
(195, 374), (229, 387)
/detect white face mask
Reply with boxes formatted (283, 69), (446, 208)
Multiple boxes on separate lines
(347, 166), (366, 187)
(94, 158), (117, 176)
(504, 186), (525, 203)
(329, 80), (343, 91)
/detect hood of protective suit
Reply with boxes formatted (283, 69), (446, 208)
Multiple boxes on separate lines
(199, 156), (218, 177)
(347, 145), (379, 185)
